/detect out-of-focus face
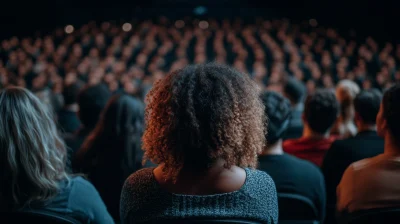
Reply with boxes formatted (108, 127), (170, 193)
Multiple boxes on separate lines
(376, 103), (387, 138)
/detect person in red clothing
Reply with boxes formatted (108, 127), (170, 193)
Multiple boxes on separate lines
(284, 89), (339, 166)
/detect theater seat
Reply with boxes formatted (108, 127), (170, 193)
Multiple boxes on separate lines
(278, 193), (320, 224)
(140, 219), (263, 224)
(338, 207), (400, 224)
(1, 210), (81, 224)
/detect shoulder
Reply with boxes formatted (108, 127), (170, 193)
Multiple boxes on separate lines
(121, 168), (157, 199)
(349, 154), (384, 171)
(245, 168), (277, 195)
(283, 138), (301, 149)
(67, 176), (102, 202)
(283, 154), (324, 178)
(124, 168), (155, 188)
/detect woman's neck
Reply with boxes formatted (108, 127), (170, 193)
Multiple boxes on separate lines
(261, 140), (284, 155)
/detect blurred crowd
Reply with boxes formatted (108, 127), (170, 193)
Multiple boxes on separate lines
(1, 18), (399, 111)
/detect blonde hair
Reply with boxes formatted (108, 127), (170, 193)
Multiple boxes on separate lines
(0, 87), (68, 209)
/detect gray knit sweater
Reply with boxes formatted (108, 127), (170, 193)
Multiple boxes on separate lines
(120, 167), (278, 224)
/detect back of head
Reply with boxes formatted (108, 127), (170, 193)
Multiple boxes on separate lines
(77, 84), (111, 128)
(381, 84), (400, 144)
(143, 63), (266, 179)
(63, 81), (84, 106)
(80, 94), (145, 176)
(260, 91), (292, 145)
(336, 79), (360, 119)
(284, 77), (306, 105)
(0, 87), (68, 209)
(304, 89), (339, 134)
(354, 89), (382, 125)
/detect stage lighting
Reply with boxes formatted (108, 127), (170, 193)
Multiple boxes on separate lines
(175, 20), (185, 29)
(309, 19), (318, 27)
(122, 23), (132, 32)
(64, 25), (74, 34)
(199, 21), (209, 29)
(193, 6), (207, 15)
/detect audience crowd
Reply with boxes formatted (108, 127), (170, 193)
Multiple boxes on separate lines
(1, 18), (400, 224)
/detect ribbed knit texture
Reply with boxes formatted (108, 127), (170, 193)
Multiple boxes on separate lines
(120, 168), (278, 224)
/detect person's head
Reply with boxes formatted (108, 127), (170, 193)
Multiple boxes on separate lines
(336, 79), (360, 121)
(283, 77), (306, 106)
(143, 63), (265, 179)
(303, 89), (339, 135)
(260, 91), (291, 146)
(0, 87), (68, 209)
(354, 89), (382, 128)
(62, 81), (84, 106)
(77, 84), (111, 128)
(81, 94), (144, 172)
(377, 84), (400, 146)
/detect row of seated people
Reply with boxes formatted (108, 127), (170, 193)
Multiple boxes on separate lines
(1, 63), (400, 224)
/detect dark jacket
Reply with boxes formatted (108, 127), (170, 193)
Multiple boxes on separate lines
(321, 130), (384, 224)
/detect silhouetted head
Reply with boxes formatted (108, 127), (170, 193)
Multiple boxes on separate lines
(304, 89), (339, 135)
(283, 77), (306, 106)
(77, 84), (111, 128)
(377, 84), (400, 146)
(354, 89), (382, 126)
(260, 91), (291, 145)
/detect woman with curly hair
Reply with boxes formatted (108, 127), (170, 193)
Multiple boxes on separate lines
(120, 63), (278, 223)
(0, 87), (113, 223)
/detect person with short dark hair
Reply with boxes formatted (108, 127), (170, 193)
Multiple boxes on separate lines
(283, 77), (306, 140)
(58, 81), (84, 134)
(337, 84), (400, 213)
(0, 87), (113, 224)
(120, 64), (278, 223)
(64, 84), (111, 165)
(283, 89), (339, 166)
(258, 91), (326, 223)
(322, 89), (384, 223)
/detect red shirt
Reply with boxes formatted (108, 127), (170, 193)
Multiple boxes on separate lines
(283, 136), (336, 167)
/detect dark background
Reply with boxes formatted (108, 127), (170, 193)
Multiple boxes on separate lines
(1, 0), (399, 43)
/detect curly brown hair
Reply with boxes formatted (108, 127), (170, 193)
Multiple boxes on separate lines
(142, 63), (266, 179)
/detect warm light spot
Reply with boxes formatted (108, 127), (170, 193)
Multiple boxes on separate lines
(175, 20), (185, 29)
(309, 19), (318, 27)
(64, 25), (74, 34)
(122, 23), (132, 32)
(199, 21), (209, 29)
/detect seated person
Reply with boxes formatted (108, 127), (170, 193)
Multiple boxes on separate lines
(337, 84), (400, 213)
(284, 89), (339, 166)
(120, 64), (278, 224)
(331, 80), (360, 139)
(322, 89), (384, 223)
(0, 87), (113, 224)
(58, 81), (83, 134)
(258, 91), (326, 222)
(64, 84), (111, 170)
(283, 77), (306, 140)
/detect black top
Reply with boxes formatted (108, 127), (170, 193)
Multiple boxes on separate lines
(321, 130), (384, 224)
(258, 153), (326, 222)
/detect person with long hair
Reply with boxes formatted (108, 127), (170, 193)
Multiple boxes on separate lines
(120, 63), (278, 223)
(0, 87), (113, 223)
(332, 80), (360, 138)
(75, 94), (145, 221)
